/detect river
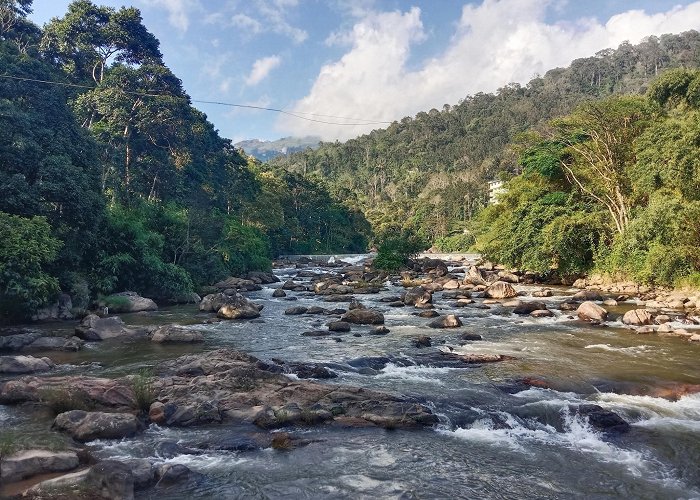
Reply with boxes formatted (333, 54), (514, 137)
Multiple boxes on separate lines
(2, 263), (700, 499)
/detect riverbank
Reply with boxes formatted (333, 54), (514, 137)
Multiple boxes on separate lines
(1, 257), (699, 498)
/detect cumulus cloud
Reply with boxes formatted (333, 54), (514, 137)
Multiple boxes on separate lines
(142, 0), (199, 32)
(278, 0), (700, 140)
(231, 13), (263, 34)
(246, 55), (282, 85)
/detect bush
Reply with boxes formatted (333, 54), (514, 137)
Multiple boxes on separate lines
(373, 232), (425, 272)
(433, 233), (475, 253)
(128, 368), (155, 413)
(0, 212), (62, 320)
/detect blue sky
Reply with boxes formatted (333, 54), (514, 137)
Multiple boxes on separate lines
(30, 0), (700, 142)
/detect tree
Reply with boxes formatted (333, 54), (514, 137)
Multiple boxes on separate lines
(551, 96), (656, 233)
(40, 0), (161, 83)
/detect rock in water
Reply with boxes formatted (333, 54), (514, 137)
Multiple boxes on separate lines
(622, 309), (654, 326)
(572, 289), (603, 301)
(53, 410), (143, 441)
(0, 450), (80, 483)
(512, 301), (548, 315)
(464, 266), (487, 285)
(272, 288), (286, 298)
(403, 286), (433, 306)
(0, 355), (54, 374)
(428, 315), (463, 329)
(104, 291), (158, 313)
(75, 314), (143, 341)
(576, 301), (608, 322)
(341, 308), (385, 325)
(576, 404), (630, 434)
(484, 281), (517, 299)
(150, 325), (204, 343)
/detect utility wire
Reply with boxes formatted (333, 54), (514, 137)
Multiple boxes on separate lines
(0, 73), (394, 126)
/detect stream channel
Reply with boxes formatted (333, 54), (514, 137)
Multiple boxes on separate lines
(2, 262), (700, 499)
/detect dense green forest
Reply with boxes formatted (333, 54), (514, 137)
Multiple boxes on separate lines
(272, 31), (700, 246)
(0, 0), (369, 320)
(473, 68), (700, 286)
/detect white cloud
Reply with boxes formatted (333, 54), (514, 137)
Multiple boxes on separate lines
(142, 0), (199, 32)
(231, 13), (263, 34)
(245, 55), (282, 85)
(278, 0), (700, 140)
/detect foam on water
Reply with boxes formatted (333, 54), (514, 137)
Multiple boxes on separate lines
(375, 363), (452, 385)
(584, 343), (656, 355)
(594, 392), (700, 421)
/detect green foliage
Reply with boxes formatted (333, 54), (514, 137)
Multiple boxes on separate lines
(0, 212), (61, 320)
(433, 233), (475, 253)
(38, 387), (95, 415)
(128, 368), (155, 413)
(373, 231), (425, 272)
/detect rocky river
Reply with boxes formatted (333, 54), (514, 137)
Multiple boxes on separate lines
(1, 258), (699, 499)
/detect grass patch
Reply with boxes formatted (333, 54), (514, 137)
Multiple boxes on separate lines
(127, 368), (156, 413)
(38, 388), (95, 415)
(98, 295), (132, 312)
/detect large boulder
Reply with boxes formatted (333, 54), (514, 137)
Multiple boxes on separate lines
(32, 293), (74, 321)
(622, 309), (654, 326)
(75, 315), (144, 341)
(403, 286), (432, 306)
(201, 292), (262, 319)
(512, 301), (548, 315)
(341, 308), (385, 325)
(572, 289), (603, 301)
(53, 410), (143, 441)
(464, 265), (487, 285)
(0, 376), (136, 409)
(484, 281), (517, 299)
(21, 336), (84, 352)
(428, 315), (463, 329)
(0, 355), (54, 374)
(104, 292), (158, 313)
(150, 325), (204, 344)
(0, 449), (79, 483)
(576, 301), (608, 322)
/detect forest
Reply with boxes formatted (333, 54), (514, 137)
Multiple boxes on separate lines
(0, 0), (370, 320)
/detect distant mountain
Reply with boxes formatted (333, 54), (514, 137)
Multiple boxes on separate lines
(235, 136), (321, 162)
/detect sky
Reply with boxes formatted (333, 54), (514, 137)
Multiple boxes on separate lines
(29, 0), (700, 143)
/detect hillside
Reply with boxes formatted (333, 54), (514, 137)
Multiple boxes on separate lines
(235, 136), (320, 162)
(271, 31), (700, 242)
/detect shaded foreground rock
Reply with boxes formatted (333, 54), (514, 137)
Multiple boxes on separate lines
(147, 349), (437, 429)
(0, 449), (79, 483)
(53, 410), (144, 441)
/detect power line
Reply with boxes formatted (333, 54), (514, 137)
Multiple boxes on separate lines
(0, 73), (395, 126)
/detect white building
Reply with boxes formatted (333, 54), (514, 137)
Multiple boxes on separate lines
(488, 180), (505, 205)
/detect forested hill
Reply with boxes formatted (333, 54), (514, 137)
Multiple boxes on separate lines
(271, 31), (700, 243)
(0, 0), (369, 321)
(235, 136), (321, 162)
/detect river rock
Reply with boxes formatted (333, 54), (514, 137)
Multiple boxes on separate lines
(284, 306), (308, 315)
(464, 266), (487, 285)
(418, 310), (440, 318)
(216, 294), (262, 320)
(246, 271), (280, 284)
(32, 293), (74, 321)
(150, 325), (204, 343)
(413, 336), (432, 348)
(104, 292), (158, 313)
(0, 375), (136, 409)
(85, 460), (135, 500)
(484, 281), (517, 299)
(75, 314), (144, 341)
(149, 349), (437, 429)
(369, 326), (390, 335)
(272, 288), (287, 298)
(530, 309), (554, 318)
(21, 335), (84, 352)
(532, 289), (553, 297)
(403, 286), (432, 306)
(622, 309), (654, 326)
(301, 330), (331, 337)
(497, 271), (520, 283)
(0, 355), (54, 374)
(341, 308), (384, 325)
(559, 301), (579, 311)
(442, 352), (516, 364)
(513, 301), (548, 315)
(327, 321), (352, 332)
(428, 314), (462, 328)
(0, 449), (80, 483)
(53, 410), (143, 441)
(572, 289), (603, 301)
(576, 301), (608, 322)
(576, 404), (630, 434)
(461, 333), (483, 341)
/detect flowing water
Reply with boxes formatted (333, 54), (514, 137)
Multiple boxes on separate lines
(2, 264), (700, 499)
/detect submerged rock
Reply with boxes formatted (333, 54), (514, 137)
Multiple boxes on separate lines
(576, 404), (630, 434)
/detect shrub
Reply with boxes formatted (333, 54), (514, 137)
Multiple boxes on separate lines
(128, 368), (155, 413)
(373, 232), (425, 272)
(433, 233), (475, 253)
